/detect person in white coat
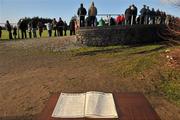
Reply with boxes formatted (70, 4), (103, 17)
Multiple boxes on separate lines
(46, 22), (52, 37)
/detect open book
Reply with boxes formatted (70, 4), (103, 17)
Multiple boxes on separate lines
(52, 91), (118, 118)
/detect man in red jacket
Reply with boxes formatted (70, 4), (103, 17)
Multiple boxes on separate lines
(116, 14), (125, 25)
(116, 15), (121, 25)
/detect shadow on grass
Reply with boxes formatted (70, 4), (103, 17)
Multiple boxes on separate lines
(75, 47), (127, 56)
(130, 45), (167, 55)
(75, 44), (167, 56)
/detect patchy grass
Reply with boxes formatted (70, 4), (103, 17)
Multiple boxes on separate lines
(158, 68), (180, 105)
(0, 39), (180, 119)
(66, 44), (180, 106)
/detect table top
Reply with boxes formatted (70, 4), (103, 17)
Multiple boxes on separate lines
(36, 93), (161, 120)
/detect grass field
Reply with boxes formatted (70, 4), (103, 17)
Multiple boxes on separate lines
(71, 45), (180, 106)
(0, 30), (70, 40)
(0, 37), (180, 120)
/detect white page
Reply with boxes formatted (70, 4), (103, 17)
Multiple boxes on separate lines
(52, 93), (86, 118)
(85, 91), (118, 118)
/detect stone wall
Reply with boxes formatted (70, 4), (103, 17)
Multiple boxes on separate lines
(76, 24), (167, 46)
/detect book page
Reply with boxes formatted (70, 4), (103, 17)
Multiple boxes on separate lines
(85, 91), (118, 118)
(52, 93), (86, 118)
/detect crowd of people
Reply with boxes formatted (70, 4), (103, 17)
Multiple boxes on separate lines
(0, 2), (176, 40)
(1, 17), (75, 40)
(125, 4), (171, 25)
(99, 4), (174, 26)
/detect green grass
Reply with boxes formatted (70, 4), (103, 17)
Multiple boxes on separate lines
(158, 68), (180, 105)
(0, 30), (70, 40)
(68, 44), (180, 105)
(1, 33), (179, 106)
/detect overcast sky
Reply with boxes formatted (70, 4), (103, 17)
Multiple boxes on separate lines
(0, 0), (179, 24)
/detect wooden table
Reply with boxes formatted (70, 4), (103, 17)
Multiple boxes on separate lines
(36, 93), (161, 120)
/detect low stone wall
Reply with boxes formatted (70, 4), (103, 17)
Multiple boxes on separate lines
(76, 24), (167, 46)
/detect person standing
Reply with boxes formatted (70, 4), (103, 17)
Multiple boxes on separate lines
(125, 6), (132, 25)
(116, 14), (125, 25)
(116, 15), (122, 25)
(52, 18), (57, 37)
(136, 15), (141, 24)
(19, 19), (27, 39)
(149, 8), (156, 24)
(88, 2), (97, 27)
(165, 15), (171, 25)
(131, 4), (138, 25)
(57, 18), (64, 36)
(98, 18), (105, 27)
(63, 21), (68, 36)
(38, 21), (43, 37)
(5, 20), (12, 40)
(109, 17), (116, 26)
(46, 22), (52, 37)
(69, 19), (75, 35)
(85, 16), (91, 26)
(145, 6), (151, 24)
(32, 20), (37, 38)
(155, 9), (161, 24)
(77, 3), (87, 27)
(0, 26), (2, 40)
(28, 22), (32, 38)
(13, 26), (17, 39)
(161, 12), (166, 24)
(140, 5), (147, 24)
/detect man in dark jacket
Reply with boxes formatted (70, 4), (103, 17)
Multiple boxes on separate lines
(19, 19), (27, 39)
(155, 9), (161, 24)
(131, 4), (138, 25)
(77, 3), (87, 27)
(63, 21), (68, 36)
(85, 16), (91, 26)
(110, 17), (116, 26)
(140, 5), (147, 24)
(69, 19), (75, 35)
(32, 19), (37, 38)
(38, 21), (43, 37)
(57, 17), (64, 36)
(161, 12), (166, 24)
(5, 20), (12, 39)
(149, 8), (156, 24)
(125, 6), (132, 25)
(145, 6), (151, 24)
